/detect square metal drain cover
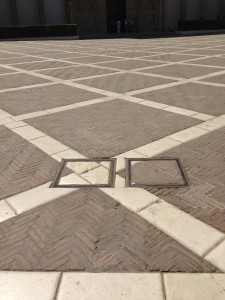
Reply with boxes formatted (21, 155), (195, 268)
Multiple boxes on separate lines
(51, 158), (116, 188)
(126, 158), (189, 188)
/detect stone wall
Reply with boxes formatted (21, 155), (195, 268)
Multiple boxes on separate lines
(0, 0), (224, 33)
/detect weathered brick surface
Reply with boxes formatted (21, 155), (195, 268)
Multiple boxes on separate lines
(0, 73), (50, 90)
(135, 82), (225, 116)
(141, 64), (220, 79)
(78, 73), (174, 93)
(0, 188), (219, 272)
(39, 65), (118, 80)
(0, 84), (104, 115)
(124, 127), (225, 233)
(0, 126), (62, 200)
(26, 100), (200, 158)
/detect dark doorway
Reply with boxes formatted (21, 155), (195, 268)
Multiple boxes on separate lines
(107, 0), (126, 33)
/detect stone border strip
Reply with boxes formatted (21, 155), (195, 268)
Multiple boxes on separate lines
(0, 271), (224, 300)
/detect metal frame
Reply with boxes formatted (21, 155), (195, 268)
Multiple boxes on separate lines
(125, 157), (189, 188)
(51, 158), (117, 188)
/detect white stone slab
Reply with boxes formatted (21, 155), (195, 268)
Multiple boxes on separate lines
(5, 121), (27, 129)
(0, 200), (16, 222)
(66, 161), (100, 175)
(205, 239), (225, 272)
(7, 182), (77, 214)
(164, 106), (197, 116)
(59, 173), (90, 185)
(139, 200), (225, 257)
(31, 136), (68, 155)
(193, 113), (214, 121)
(57, 273), (164, 300)
(46, 104), (77, 114)
(0, 271), (60, 300)
(0, 117), (14, 125)
(52, 149), (85, 160)
(135, 137), (181, 157)
(197, 117), (225, 131)
(139, 100), (169, 109)
(81, 166), (109, 185)
(12, 125), (45, 140)
(13, 111), (49, 121)
(164, 274), (225, 300)
(0, 110), (11, 119)
(114, 174), (126, 188)
(168, 126), (209, 142)
(101, 188), (159, 212)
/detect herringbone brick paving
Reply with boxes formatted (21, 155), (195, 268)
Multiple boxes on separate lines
(38, 65), (119, 80)
(26, 100), (201, 158)
(0, 73), (50, 90)
(0, 36), (225, 276)
(0, 126), (62, 200)
(0, 189), (219, 272)
(135, 82), (225, 116)
(78, 73), (174, 93)
(120, 127), (225, 233)
(0, 84), (103, 115)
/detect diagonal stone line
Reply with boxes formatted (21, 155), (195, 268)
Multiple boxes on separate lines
(1, 105), (225, 271)
(0, 38), (225, 274)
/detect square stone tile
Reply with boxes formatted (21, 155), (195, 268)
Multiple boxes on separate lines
(57, 273), (164, 300)
(97, 59), (164, 70)
(78, 73), (174, 93)
(0, 84), (104, 115)
(164, 274), (225, 300)
(10, 60), (74, 71)
(0, 272), (60, 300)
(205, 240), (225, 272)
(26, 100), (200, 158)
(38, 65), (118, 80)
(141, 64), (220, 79)
(135, 82), (225, 116)
(0, 73), (50, 90)
(126, 158), (188, 188)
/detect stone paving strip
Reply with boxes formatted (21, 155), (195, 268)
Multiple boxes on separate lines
(0, 272), (225, 300)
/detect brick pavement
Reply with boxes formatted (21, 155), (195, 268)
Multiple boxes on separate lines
(0, 126), (64, 200)
(135, 82), (225, 116)
(0, 84), (104, 115)
(26, 100), (200, 158)
(119, 127), (225, 233)
(0, 189), (219, 273)
(0, 35), (225, 296)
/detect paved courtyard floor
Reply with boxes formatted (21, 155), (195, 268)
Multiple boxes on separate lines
(0, 34), (225, 299)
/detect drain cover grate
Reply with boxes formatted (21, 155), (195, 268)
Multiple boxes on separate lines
(51, 158), (116, 188)
(126, 158), (189, 188)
